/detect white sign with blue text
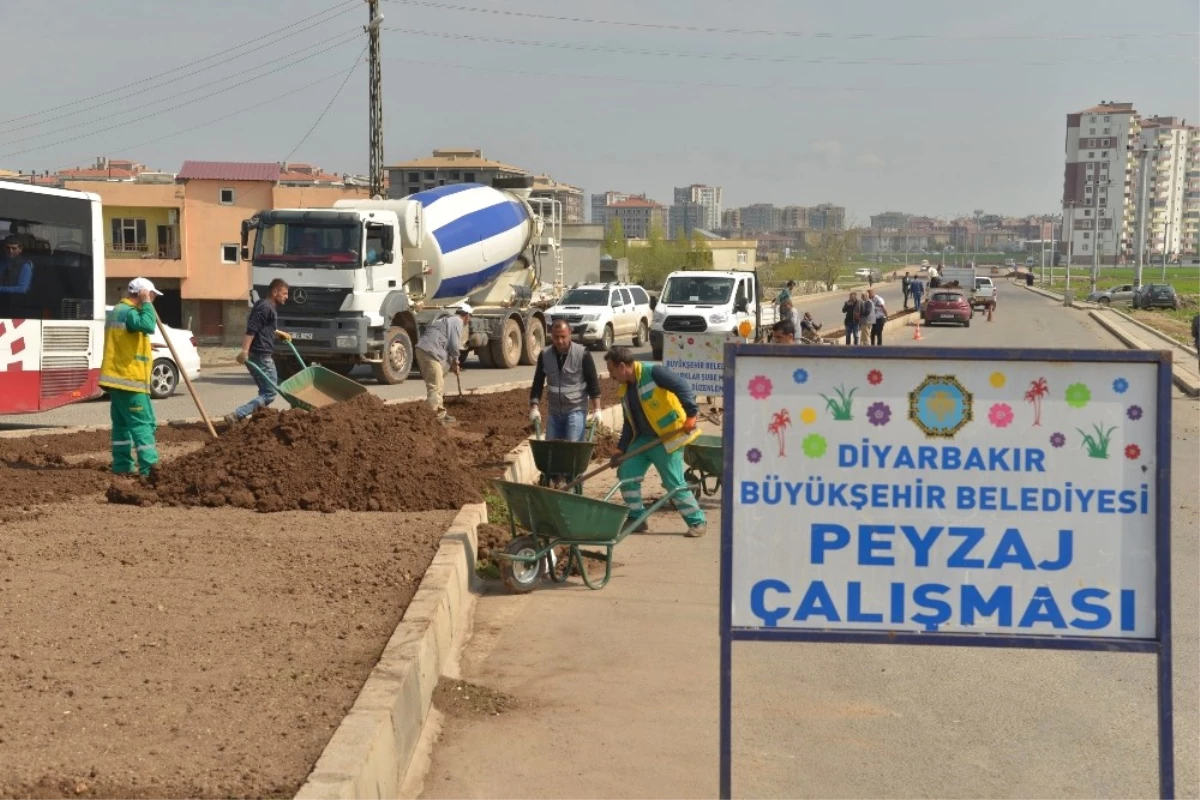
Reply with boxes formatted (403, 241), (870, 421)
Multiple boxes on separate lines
(664, 332), (744, 397)
(730, 356), (1158, 639)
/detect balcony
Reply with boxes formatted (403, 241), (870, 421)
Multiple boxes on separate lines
(107, 243), (181, 260)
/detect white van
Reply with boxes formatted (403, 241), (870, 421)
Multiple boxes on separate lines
(649, 270), (774, 360)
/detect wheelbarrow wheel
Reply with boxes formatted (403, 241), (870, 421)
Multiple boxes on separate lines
(500, 536), (541, 594)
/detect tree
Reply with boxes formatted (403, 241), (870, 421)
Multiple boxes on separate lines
(804, 229), (859, 291)
(603, 217), (626, 258)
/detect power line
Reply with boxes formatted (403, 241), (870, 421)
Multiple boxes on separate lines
(383, 0), (1198, 42)
(0, 35), (366, 159)
(383, 28), (1199, 66)
(0, 0), (360, 126)
(284, 45), (367, 163)
(0, 28), (365, 141)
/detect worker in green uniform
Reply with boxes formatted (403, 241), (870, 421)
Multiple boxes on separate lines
(99, 278), (161, 477)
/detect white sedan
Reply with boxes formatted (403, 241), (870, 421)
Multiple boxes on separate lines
(105, 307), (201, 399)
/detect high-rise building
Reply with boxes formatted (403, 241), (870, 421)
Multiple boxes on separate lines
(781, 206), (808, 230)
(1062, 103), (1142, 265)
(808, 203), (846, 231)
(591, 191), (632, 227)
(1137, 116), (1198, 258)
(671, 184), (722, 236)
(740, 203), (783, 232)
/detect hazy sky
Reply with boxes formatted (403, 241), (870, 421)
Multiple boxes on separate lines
(2, 0), (1197, 220)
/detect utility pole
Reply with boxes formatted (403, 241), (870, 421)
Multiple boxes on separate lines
(1091, 176), (1103, 292)
(1064, 201), (1074, 291)
(1134, 145), (1150, 290)
(1162, 210), (1172, 282)
(367, 0), (385, 199)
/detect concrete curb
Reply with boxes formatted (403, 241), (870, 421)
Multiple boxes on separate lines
(824, 309), (918, 343)
(1103, 306), (1199, 357)
(293, 401), (626, 800)
(1087, 310), (1200, 397)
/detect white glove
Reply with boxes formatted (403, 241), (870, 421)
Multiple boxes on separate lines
(588, 410), (602, 428)
(529, 407), (541, 423)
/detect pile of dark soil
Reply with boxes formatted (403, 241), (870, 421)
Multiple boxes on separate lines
(121, 394), (483, 513)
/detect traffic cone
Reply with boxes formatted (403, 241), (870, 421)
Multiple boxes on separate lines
(913, 315), (923, 341)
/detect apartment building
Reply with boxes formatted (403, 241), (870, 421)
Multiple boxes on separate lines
(386, 149), (584, 222)
(605, 195), (668, 239)
(807, 203), (846, 231)
(592, 191), (632, 227)
(740, 203), (783, 232)
(1062, 102), (1143, 265)
(1137, 116), (1199, 258)
(671, 184), (722, 237)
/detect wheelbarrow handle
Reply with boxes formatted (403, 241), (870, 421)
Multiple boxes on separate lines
(281, 337), (309, 370)
(560, 429), (690, 493)
(243, 357), (285, 394)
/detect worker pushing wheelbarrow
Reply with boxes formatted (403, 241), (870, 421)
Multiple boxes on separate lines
(530, 415), (600, 494)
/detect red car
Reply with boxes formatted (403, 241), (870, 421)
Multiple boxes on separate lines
(923, 290), (971, 327)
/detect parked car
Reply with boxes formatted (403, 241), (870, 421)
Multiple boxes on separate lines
(1004, 258), (1016, 268)
(1132, 283), (1180, 310)
(545, 282), (652, 350)
(104, 306), (201, 399)
(923, 290), (972, 327)
(1086, 284), (1136, 306)
(854, 267), (882, 281)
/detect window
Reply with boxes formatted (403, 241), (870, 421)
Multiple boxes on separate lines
(408, 172), (419, 182)
(619, 288), (632, 305)
(156, 224), (178, 258)
(737, 251), (748, 264)
(610, 291), (621, 308)
(424, 171), (435, 180)
(1089, 128), (1096, 134)
(1088, 152), (1095, 159)
(408, 185), (419, 195)
(630, 286), (650, 305)
(1101, 151), (1108, 157)
(1084, 209), (1091, 217)
(110, 217), (147, 252)
(0, 188), (96, 321)
(449, 171), (460, 180)
(1083, 232), (1091, 239)
(464, 172), (476, 182)
(221, 244), (239, 264)
(1103, 115), (1110, 121)
(219, 188), (235, 205)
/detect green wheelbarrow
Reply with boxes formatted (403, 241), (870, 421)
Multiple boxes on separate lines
(529, 417), (599, 495)
(683, 434), (723, 497)
(490, 478), (693, 593)
(245, 339), (368, 411)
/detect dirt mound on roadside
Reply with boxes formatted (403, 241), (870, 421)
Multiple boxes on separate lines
(119, 394), (484, 513)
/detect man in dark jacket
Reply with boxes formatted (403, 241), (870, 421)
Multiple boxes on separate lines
(529, 319), (602, 441)
(226, 278), (291, 424)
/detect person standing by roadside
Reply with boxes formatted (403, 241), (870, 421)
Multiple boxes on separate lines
(901, 273), (912, 310)
(225, 278), (292, 425)
(414, 304), (470, 425)
(529, 319), (602, 441)
(868, 288), (887, 346)
(100, 278), (161, 477)
(910, 275), (925, 314)
(604, 346), (706, 537)
(775, 280), (797, 309)
(842, 291), (861, 346)
(1192, 313), (1199, 365)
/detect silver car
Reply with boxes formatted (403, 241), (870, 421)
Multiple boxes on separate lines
(1086, 284), (1135, 306)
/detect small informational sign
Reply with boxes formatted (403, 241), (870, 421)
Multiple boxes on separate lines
(663, 332), (744, 397)
(728, 351), (1160, 639)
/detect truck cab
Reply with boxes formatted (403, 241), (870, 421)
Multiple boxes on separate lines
(649, 270), (771, 361)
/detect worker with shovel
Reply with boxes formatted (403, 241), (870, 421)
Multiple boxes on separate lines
(604, 346), (706, 538)
(225, 278), (292, 425)
(99, 278), (162, 477)
(415, 304), (471, 425)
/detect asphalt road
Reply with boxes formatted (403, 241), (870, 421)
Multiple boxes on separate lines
(787, 274), (911, 332)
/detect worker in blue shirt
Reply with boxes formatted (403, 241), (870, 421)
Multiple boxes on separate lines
(0, 236), (33, 294)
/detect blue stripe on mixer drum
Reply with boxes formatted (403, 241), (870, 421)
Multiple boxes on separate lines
(433, 254), (519, 300)
(409, 183), (480, 206)
(432, 200), (527, 255)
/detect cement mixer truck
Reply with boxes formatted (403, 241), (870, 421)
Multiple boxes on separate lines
(240, 180), (561, 383)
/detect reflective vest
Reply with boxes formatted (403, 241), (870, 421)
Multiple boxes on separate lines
(618, 362), (699, 454)
(99, 300), (154, 393)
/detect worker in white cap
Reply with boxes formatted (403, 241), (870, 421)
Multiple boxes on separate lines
(99, 277), (162, 477)
(414, 304), (471, 424)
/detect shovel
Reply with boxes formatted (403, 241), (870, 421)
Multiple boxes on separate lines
(155, 317), (218, 439)
(559, 428), (691, 494)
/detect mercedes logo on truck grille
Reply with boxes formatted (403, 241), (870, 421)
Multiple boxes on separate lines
(292, 288), (307, 305)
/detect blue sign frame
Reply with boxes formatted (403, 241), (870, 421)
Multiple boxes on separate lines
(718, 345), (1175, 799)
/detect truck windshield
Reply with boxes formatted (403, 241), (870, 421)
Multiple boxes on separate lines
(560, 289), (609, 305)
(661, 276), (735, 305)
(253, 222), (361, 268)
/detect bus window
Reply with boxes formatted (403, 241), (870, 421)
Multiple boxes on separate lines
(0, 191), (94, 321)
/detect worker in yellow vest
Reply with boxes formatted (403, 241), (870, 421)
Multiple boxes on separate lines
(604, 346), (706, 537)
(99, 278), (161, 477)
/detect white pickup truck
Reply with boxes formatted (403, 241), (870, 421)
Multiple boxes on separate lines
(940, 267), (996, 310)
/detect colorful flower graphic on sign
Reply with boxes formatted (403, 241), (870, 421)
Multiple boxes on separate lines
(867, 369), (883, 386)
(1127, 405), (1143, 421)
(801, 434), (827, 459)
(748, 375), (773, 400)
(908, 375), (973, 439)
(800, 407), (818, 425)
(1125, 444), (1141, 460)
(1050, 432), (1066, 448)
(987, 402), (1015, 428)
(1112, 377), (1129, 395)
(746, 448), (762, 464)
(1024, 377), (1049, 427)
(866, 402), (892, 427)
(793, 368), (809, 385)
(989, 372), (1007, 388)
(1065, 382), (1091, 409)
(767, 409), (791, 457)
(819, 384), (857, 421)
(1077, 423), (1116, 459)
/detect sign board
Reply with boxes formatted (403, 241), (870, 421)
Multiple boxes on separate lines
(719, 346), (1174, 798)
(663, 332), (744, 397)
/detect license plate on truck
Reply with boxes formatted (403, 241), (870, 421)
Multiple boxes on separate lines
(293, 332), (313, 340)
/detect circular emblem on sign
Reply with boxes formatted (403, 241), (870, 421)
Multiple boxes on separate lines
(908, 375), (973, 438)
(292, 288), (307, 305)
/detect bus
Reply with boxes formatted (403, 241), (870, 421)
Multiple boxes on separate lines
(0, 181), (105, 414)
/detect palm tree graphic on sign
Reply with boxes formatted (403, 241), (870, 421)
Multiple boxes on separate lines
(1024, 378), (1049, 426)
(767, 409), (792, 456)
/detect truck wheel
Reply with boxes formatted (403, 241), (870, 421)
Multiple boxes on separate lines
(372, 327), (413, 384)
(632, 320), (648, 347)
(598, 324), (614, 351)
(488, 318), (522, 369)
(519, 317), (544, 366)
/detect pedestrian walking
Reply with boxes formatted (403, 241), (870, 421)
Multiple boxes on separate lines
(901, 273), (912, 310)
(868, 288), (887, 346)
(99, 278), (162, 477)
(1192, 313), (1199, 365)
(910, 277), (925, 313)
(842, 291), (862, 345)
(604, 346), (706, 537)
(529, 319), (602, 442)
(414, 304), (471, 424)
(225, 278), (292, 424)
